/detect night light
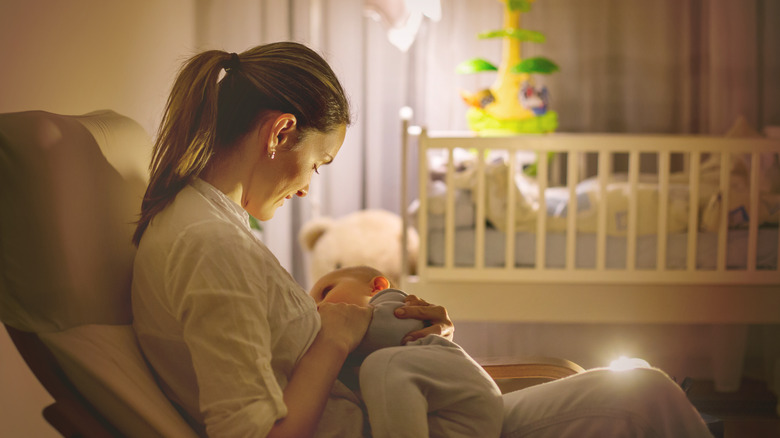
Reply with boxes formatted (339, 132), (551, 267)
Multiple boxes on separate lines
(609, 356), (651, 371)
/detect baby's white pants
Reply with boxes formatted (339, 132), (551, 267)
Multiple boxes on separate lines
(359, 335), (503, 438)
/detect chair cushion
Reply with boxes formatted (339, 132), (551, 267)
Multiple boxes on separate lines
(0, 110), (149, 332)
(39, 324), (198, 438)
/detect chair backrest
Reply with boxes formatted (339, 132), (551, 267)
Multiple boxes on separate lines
(0, 110), (197, 437)
(0, 110), (148, 331)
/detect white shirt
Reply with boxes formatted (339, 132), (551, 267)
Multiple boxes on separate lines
(132, 178), (322, 437)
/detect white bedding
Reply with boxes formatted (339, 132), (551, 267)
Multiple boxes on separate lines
(420, 153), (780, 236)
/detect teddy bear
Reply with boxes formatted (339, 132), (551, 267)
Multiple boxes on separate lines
(298, 209), (419, 288)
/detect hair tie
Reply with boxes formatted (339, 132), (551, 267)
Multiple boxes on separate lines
(224, 52), (241, 73)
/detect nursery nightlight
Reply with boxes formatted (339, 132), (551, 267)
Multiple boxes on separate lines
(609, 356), (651, 372)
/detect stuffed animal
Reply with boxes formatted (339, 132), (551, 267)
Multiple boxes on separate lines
(298, 209), (419, 288)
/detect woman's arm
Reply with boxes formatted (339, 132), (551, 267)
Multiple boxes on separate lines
(392, 295), (455, 343)
(267, 302), (372, 438)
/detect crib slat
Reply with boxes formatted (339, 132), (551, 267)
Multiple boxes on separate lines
(505, 150), (517, 270)
(417, 128), (430, 277)
(474, 149), (486, 269)
(657, 151), (670, 271)
(687, 152), (701, 271)
(566, 151), (579, 270)
(627, 151), (640, 270)
(536, 150), (548, 270)
(748, 153), (760, 271)
(717, 153), (731, 271)
(401, 115), (410, 281)
(596, 151), (609, 271)
(445, 147), (456, 269)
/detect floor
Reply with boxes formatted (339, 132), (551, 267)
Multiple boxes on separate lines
(686, 378), (780, 438)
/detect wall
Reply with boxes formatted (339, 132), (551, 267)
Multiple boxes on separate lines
(0, 1), (196, 435)
(0, 0), (196, 133)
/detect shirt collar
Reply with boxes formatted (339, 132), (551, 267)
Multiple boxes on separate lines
(190, 177), (252, 231)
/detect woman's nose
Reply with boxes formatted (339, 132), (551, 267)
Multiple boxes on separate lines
(296, 186), (309, 197)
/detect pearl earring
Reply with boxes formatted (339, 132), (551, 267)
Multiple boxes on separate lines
(268, 150), (276, 159)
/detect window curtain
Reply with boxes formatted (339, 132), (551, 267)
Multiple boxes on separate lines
(194, 0), (779, 288)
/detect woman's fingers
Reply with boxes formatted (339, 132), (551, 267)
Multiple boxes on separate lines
(394, 296), (454, 343)
(394, 302), (446, 321)
(400, 324), (454, 344)
(403, 294), (430, 307)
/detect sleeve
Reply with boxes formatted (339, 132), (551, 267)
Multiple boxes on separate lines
(354, 290), (424, 357)
(165, 222), (286, 437)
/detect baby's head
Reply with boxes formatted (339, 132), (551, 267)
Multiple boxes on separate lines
(309, 265), (391, 306)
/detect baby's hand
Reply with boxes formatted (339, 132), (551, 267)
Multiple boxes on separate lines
(393, 295), (454, 344)
(317, 302), (373, 354)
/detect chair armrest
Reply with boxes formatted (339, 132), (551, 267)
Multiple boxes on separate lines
(43, 399), (118, 438)
(477, 356), (585, 393)
(478, 356), (585, 380)
(5, 325), (120, 437)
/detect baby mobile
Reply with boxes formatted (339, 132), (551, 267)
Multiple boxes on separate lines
(457, 0), (559, 135)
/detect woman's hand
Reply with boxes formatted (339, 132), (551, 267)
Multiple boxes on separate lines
(272, 303), (371, 438)
(316, 302), (373, 354)
(393, 295), (454, 344)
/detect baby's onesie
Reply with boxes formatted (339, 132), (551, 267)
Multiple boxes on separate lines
(355, 289), (504, 438)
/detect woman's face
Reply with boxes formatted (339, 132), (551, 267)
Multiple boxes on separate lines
(246, 124), (346, 221)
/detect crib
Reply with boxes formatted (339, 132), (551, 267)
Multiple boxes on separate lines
(399, 118), (780, 327)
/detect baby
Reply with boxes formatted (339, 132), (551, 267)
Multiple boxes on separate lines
(309, 266), (503, 438)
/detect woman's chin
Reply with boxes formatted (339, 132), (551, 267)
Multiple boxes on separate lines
(247, 207), (273, 222)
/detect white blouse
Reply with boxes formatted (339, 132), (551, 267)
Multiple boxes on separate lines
(132, 178), (327, 437)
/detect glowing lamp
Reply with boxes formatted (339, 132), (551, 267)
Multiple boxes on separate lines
(609, 356), (651, 371)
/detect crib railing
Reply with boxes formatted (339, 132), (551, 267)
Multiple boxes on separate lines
(402, 126), (780, 286)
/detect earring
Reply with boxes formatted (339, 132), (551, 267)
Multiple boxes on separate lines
(268, 150), (276, 159)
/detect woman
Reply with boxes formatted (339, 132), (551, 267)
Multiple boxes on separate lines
(131, 41), (443, 437)
(132, 42), (712, 438)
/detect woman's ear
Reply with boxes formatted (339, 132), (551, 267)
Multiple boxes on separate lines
(266, 113), (297, 155)
(370, 276), (390, 295)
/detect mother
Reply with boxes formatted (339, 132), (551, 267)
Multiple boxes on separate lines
(131, 42), (712, 437)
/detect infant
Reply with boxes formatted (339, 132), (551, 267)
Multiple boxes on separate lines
(310, 266), (503, 438)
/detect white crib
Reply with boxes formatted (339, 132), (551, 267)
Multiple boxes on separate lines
(399, 118), (780, 392)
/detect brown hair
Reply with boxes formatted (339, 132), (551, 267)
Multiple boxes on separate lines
(133, 42), (351, 245)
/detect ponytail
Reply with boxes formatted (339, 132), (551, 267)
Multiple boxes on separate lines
(132, 51), (231, 246)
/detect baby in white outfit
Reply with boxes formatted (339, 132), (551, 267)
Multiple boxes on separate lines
(309, 266), (503, 438)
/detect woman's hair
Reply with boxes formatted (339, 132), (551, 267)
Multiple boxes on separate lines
(132, 42), (351, 246)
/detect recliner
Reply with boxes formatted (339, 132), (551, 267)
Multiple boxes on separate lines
(0, 110), (197, 437)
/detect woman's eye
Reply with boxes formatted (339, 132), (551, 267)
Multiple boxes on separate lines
(313, 165), (320, 174)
